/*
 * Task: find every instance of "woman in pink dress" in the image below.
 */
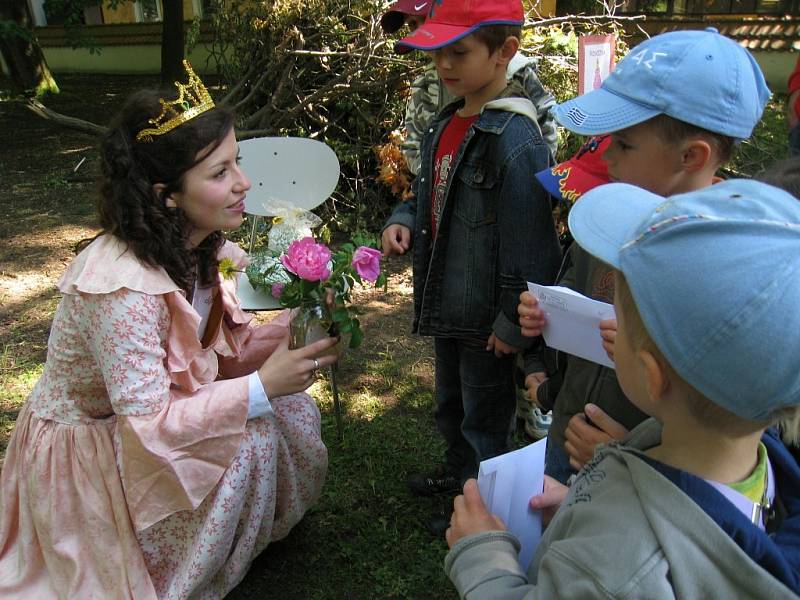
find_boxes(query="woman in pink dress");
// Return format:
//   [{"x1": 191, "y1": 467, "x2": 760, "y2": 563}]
[{"x1": 0, "y1": 64, "x2": 337, "y2": 599}]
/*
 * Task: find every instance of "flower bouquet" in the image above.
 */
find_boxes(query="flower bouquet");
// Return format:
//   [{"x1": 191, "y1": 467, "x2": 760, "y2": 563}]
[{"x1": 247, "y1": 233, "x2": 385, "y2": 349}]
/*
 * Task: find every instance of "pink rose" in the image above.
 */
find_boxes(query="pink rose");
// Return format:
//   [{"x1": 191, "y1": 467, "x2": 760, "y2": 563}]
[
  {"x1": 351, "y1": 246, "x2": 382, "y2": 283},
  {"x1": 271, "y1": 283, "x2": 285, "y2": 298},
  {"x1": 281, "y1": 237, "x2": 332, "y2": 282}
]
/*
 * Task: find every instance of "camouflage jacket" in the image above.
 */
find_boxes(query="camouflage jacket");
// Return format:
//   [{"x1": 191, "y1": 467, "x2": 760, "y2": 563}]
[{"x1": 401, "y1": 53, "x2": 558, "y2": 175}]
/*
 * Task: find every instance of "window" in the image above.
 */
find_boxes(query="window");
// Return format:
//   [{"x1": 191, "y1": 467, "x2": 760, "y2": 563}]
[{"x1": 135, "y1": 0, "x2": 162, "y2": 22}]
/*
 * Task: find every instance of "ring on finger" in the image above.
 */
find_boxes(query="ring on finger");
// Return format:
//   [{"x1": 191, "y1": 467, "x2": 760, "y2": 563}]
[{"x1": 312, "y1": 358, "x2": 320, "y2": 371}]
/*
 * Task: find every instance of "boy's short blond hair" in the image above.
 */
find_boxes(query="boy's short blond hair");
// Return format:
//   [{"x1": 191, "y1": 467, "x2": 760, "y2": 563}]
[{"x1": 614, "y1": 271, "x2": 800, "y2": 436}]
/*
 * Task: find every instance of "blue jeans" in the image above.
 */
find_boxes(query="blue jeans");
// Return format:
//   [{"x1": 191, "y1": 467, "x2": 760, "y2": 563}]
[
  {"x1": 434, "y1": 338, "x2": 516, "y2": 481},
  {"x1": 545, "y1": 437, "x2": 576, "y2": 485},
  {"x1": 790, "y1": 124, "x2": 800, "y2": 157}
]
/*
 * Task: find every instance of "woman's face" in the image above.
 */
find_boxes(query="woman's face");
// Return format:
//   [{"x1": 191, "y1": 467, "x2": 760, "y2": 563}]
[{"x1": 166, "y1": 127, "x2": 251, "y2": 247}]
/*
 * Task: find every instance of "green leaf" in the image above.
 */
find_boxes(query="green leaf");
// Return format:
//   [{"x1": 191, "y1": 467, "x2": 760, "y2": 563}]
[
  {"x1": 349, "y1": 325, "x2": 364, "y2": 348},
  {"x1": 332, "y1": 307, "x2": 349, "y2": 323}
]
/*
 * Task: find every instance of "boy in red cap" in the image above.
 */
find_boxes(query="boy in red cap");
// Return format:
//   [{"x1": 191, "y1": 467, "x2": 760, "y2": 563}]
[
  {"x1": 381, "y1": 0, "x2": 561, "y2": 533},
  {"x1": 380, "y1": 0, "x2": 557, "y2": 176},
  {"x1": 380, "y1": 0, "x2": 430, "y2": 35}
]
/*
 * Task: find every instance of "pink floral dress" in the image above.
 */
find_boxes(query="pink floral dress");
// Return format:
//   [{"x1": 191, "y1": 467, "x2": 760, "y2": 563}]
[{"x1": 0, "y1": 235, "x2": 327, "y2": 599}]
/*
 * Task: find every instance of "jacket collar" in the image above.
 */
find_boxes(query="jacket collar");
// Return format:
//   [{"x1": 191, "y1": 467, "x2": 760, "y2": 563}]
[{"x1": 617, "y1": 420, "x2": 800, "y2": 595}]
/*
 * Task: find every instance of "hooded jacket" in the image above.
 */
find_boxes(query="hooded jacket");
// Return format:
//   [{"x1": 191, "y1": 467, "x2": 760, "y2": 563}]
[
  {"x1": 385, "y1": 83, "x2": 561, "y2": 347},
  {"x1": 445, "y1": 418, "x2": 800, "y2": 599},
  {"x1": 402, "y1": 54, "x2": 558, "y2": 175}
]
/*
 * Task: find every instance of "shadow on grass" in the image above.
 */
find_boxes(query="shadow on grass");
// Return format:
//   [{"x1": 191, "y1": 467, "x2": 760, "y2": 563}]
[{"x1": 228, "y1": 256, "x2": 460, "y2": 600}]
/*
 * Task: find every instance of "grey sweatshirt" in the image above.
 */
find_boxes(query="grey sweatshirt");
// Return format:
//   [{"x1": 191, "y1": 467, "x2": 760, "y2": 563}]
[{"x1": 445, "y1": 419, "x2": 798, "y2": 599}]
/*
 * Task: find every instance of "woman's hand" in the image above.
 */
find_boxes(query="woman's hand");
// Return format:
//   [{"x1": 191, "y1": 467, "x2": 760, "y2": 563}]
[{"x1": 258, "y1": 335, "x2": 339, "y2": 398}]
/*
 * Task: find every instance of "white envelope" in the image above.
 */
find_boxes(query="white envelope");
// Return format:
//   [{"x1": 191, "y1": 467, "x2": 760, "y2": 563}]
[
  {"x1": 477, "y1": 438, "x2": 547, "y2": 571},
  {"x1": 527, "y1": 283, "x2": 616, "y2": 369}
]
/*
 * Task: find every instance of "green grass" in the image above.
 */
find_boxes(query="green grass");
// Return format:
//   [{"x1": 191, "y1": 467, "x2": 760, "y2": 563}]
[{"x1": 227, "y1": 324, "x2": 459, "y2": 599}]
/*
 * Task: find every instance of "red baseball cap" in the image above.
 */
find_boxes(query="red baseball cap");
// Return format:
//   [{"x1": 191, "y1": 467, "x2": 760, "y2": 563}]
[
  {"x1": 381, "y1": 0, "x2": 432, "y2": 34},
  {"x1": 395, "y1": 0, "x2": 523, "y2": 54},
  {"x1": 535, "y1": 136, "x2": 611, "y2": 205}
]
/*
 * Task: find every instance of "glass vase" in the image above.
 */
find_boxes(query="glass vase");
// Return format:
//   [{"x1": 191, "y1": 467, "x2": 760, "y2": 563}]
[{"x1": 289, "y1": 301, "x2": 348, "y2": 356}]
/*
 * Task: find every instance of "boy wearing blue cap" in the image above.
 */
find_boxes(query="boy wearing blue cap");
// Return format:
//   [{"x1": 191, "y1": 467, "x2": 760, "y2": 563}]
[
  {"x1": 517, "y1": 28, "x2": 772, "y2": 484},
  {"x1": 381, "y1": 0, "x2": 562, "y2": 511},
  {"x1": 445, "y1": 178, "x2": 800, "y2": 598}
]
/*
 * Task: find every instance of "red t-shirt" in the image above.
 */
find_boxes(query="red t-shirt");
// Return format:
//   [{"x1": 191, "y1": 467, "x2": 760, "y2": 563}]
[{"x1": 431, "y1": 113, "x2": 479, "y2": 235}]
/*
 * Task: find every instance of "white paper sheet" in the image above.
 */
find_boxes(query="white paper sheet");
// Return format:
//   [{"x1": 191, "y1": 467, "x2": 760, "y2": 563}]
[
  {"x1": 477, "y1": 438, "x2": 547, "y2": 571},
  {"x1": 527, "y1": 283, "x2": 616, "y2": 369}
]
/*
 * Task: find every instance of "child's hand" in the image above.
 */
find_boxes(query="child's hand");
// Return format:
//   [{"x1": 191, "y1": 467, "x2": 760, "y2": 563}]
[
  {"x1": 564, "y1": 404, "x2": 629, "y2": 470},
  {"x1": 518, "y1": 291, "x2": 546, "y2": 337},
  {"x1": 599, "y1": 318, "x2": 617, "y2": 361},
  {"x1": 486, "y1": 333, "x2": 520, "y2": 357},
  {"x1": 381, "y1": 224, "x2": 411, "y2": 256},
  {"x1": 529, "y1": 475, "x2": 569, "y2": 527},
  {"x1": 446, "y1": 479, "x2": 506, "y2": 548},
  {"x1": 524, "y1": 372, "x2": 547, "y2": 408}
]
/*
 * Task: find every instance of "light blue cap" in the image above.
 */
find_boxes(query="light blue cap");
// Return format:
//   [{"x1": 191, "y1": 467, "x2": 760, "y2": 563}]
[
  {"x1": 554, "y1": 28, "x2": 771, "y2": 139},
  {"x1": 568, "y1": 179, "x2": 800, "y2": 420}
]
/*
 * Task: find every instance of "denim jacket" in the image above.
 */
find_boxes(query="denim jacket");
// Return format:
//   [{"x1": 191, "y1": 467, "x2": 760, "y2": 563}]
[{"x1": 385, "y1": 85, "x2": 562, "y2": 347}]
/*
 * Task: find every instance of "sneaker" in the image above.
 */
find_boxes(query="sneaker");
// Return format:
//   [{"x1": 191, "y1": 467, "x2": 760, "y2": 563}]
[
  {"x1": 407, "y1": 471, "x2": 461, "y2": 497},
  {"x1": 516, "y1": 387, "x2": 534, "y2": 420},
  {"x1": 525, "y1": 407, "x2": 552, "y2": 440},
  {"x1": 425, "y1": 513, "x2": 451, "y2": 538}
]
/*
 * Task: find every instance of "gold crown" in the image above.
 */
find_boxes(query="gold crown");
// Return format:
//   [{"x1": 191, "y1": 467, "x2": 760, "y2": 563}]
[{"x1": 136, "y1": 60, "x2": 215, "y2": 142}]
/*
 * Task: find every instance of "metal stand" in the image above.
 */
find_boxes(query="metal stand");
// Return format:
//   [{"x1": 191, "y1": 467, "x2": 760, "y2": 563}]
[{"x1": 329, "y1": 363, "x2": 344, "y2": 441}]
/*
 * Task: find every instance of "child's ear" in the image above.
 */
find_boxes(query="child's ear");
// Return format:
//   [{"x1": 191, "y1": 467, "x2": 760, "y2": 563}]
[
  {"x1": 681, "y1": 139, "x2": 713, "y2": 173},
  {"x1": 497, "y1": 36, "x2": 520, "y2": 66},
  {"x1": 153, "y1": 183, "x2": 178, "y2": 208},
  {"x1": 639, "y1": 349, "x2": 670, "y2": 403}
]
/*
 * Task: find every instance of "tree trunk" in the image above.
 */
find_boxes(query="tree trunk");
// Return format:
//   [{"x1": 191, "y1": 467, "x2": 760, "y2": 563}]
[
  {"x1": 0, "y1": 0, "x2": 59, "y2": 96},
  {"x1": 160, "y1": 0, "x2": 184, "y2": 84}
]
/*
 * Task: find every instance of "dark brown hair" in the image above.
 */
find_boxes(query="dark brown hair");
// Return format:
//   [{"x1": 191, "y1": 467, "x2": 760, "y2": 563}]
[
  {"x1": 646, "y1": 114, "x2": 736, "y2": 166},
  {"x1": 471, "y1": 24, "x2": 521, "y2": 54},
  {"x1": 97, "y1": 89, "x2": 236, "y2": 293}
]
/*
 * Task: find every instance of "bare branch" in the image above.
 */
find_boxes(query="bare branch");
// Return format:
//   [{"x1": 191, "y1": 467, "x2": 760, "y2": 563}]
[
  {"x1": 525, "y1": 14, "x2": 646, "y2": 28},
  {"x1": 25, "y1": 99, "x2": 106, "y2": 136}
]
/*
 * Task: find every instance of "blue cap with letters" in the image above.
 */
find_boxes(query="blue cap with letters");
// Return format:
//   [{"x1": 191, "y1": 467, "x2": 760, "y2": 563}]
[
  {"x1": 554, "y1": 28, "x2": 771, "y2": 140},
  {"x1": 568, "y1": 179, "x2": 800, "y2": 420}
]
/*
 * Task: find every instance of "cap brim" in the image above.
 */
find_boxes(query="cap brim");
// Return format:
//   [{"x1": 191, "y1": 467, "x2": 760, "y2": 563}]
[
  {"x1": 395, "y1": 22, "x2": 479, "y2": 54},
  {"x1": 554, "y1": 88, "x2": 661, "y2": 135},
  {"x1": 567, "y1": 183, "x2": 665, "y2": 268},
  {"x1": 535, "y1": 165, "x2": 609, "y2": 205}
]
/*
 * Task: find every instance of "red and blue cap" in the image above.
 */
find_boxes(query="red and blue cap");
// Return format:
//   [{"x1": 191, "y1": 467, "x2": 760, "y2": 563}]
[
  {"x1": 535, "y1": 136, "x2": 611, "y2": 205},
  {"x1": 395, "y1": 0, "x2": 523, "y2": 55}
]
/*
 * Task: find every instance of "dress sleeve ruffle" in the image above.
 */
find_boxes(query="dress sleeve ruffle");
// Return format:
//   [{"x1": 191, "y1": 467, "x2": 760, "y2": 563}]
[
  {"x1": 58, "y1": 234, "x2": 179, "y2": 296},
  {"x1": 66, "y1": 238, "x2": 280, "y2": 532},
  {"x1": 117, "y1": 378, "x2": 249, "y2": 532}
]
